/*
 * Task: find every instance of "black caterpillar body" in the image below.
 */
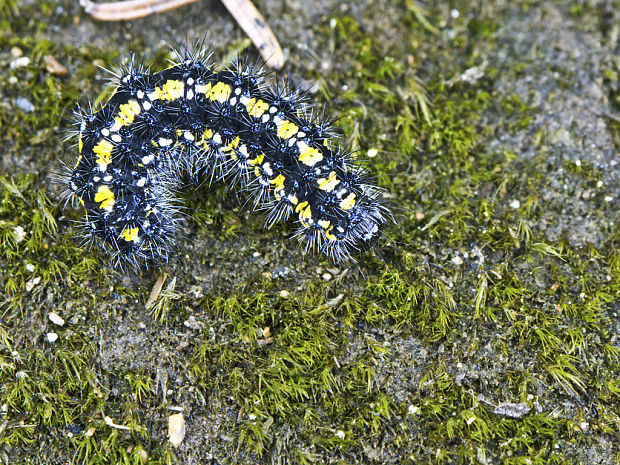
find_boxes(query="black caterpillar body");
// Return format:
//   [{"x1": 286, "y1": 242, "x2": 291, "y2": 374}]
[{"x1": 65, "y1": 48, "x2": 391, "y2": 268}]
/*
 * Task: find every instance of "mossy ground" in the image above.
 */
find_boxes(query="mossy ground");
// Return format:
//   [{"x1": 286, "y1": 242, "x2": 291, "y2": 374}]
[{"x1": 0, "y1": 0, "x2": 618, "y2": 463}]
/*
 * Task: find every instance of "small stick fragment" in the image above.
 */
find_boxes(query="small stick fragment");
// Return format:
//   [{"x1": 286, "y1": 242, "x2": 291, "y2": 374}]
[
  {"x1": 80, "y1": 0, "x2": 199, "y2": 20},
  {"x1": 220, "y1": 0, "x2": 284, "y2": 68},
  {"x1": 146, "y1": 272, "x2": 167, "y2": 309},
  {"x1": 80, "y1": 0, "x2": 285, "y2": 68}
]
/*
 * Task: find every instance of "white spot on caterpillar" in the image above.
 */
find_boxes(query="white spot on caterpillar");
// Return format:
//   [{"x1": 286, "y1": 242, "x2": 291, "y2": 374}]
[
  {"x1": 111, "y1": 134, "x2": 122, "y2": 143},
  {"x1": 186, "y1": 89, "x2": 194, "y2": 100},
  {"x1": 239, "y1": 95, "x2": 250, "y2": 105},
  {"x1": 101, "y1": 128, "x2": 110, "y2": 137},
  {"x1": 103, "y1": 175, "x2": 112, "y2": 182},
  {"x1": 229, "y1": 97, "x2": 237, "y2": 106},
  {"x1": 137, "y1": 177, "x2": 146, "y2": 187},
  {"x1": 263, "y1": 162, "x2": 273, "y2": 176},
  {"x1": 269, "y1": 106, "x2": 277, "y2": 114},
  {"x1": 147, "y1": 91, "x2": 158, "y2": 101},
  {"x1": 184, "y1": 131, "x2": 195, "y2": 141},
  {"x1": 262, "y1": 114, "x2": 270, "y2": 123},
  {"x1": 297, "y1": 131, "x2": 306, "y2": 138},
  {"x1": 235, "y1": 87, "x2": 241, "y2": 95},
  {"x1": 186, "y1": 77, "x2": 194, "y2": 86},
  {"x1": 137, "y1": 90, "x2": 145, "y2": 99},
  {"x1": 142, "y1": 101, "x2": 152, "y2": 111},
  {"x1": 213, "y1": 133, "x2": 222, "y2": 144},
  {"x1": 158, "y1": 138, "x2": 173, "y2": 147},
  {"x1": 93, "y1": 176, "x2": 100, "y2": 182},
  {"x1": 110, "y1": 121, "x2": 122, "y2": 133}
]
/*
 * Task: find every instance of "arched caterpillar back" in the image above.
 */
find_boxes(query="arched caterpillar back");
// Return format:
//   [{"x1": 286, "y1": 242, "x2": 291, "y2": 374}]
[{"x1": 64, "y1": 47, "x2": 391, "y2": 269}]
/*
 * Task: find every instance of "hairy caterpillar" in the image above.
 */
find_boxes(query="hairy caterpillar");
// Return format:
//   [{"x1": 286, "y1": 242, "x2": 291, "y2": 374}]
[{"x1": 63, "y1": 46, "x2": 391, "y2": 268}]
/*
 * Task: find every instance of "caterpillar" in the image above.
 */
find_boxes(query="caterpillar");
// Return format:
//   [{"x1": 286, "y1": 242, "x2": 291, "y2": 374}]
[{"x1": 63, "y1": 46, "x2": 391, "y2": 269}]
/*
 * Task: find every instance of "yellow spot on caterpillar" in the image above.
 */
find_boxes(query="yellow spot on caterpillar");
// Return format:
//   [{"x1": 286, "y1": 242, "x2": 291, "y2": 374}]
[
  {"x1": 318, "y1": 219, "x2": 331, "y2": 229},
  {"x1": 195, "y1": 82, "x2": 212, "y2": 95},
  {"x1": 94, "y1": 185, "x2": 115, "y2": 211},
  {"x1": 318, "y1": 171, "x2": 340, "y2": 192},
  {"x1": 246, "y1": 98, "x2": 269, "y2": 118},
  {"x1": 277, "y1": 120, "x2": 299, "y2": 139},
  {"x1": 228, "y1": 136, "x2": 240, "y2": 150},
  {"x1": 115, "y1": 99, "x2": 141, "y2": 126},
  {"x1": 325, "y1": 226, "x2": 336, "y2": 240},
  {"x1": 201, "y1": 128, "x2": 213, "y2": 140},
  {"x1": 93, "y1": 139, "x2": 113, "y2": 170},
  {"x1": 298, "y1": 203, "x2": 312, "y2": 226},
  {"x1": 270, "y1": 174, "x2": 286, "y2": 194},
  {"x1": 340, "y1": 193, "x2": 356, "y2": 210},
  {"x1": 161, "y1": 80, "x2": 185, "y2": 101},
  {"x1": 295, "y1": 201, "x2": 309, "y2": 214},
  {"x1": 78, "y1": 137, "x2": 83, "y2": 153},
  {"x1": 120, "y1": 227, "x2": 140, "y2": 243},
  {"x1": 248, "y1": 153, "x2": 265, "y2": 166},
  {"x1": 208, "y1": 81, "x2": 231, "y2": 103},
  {"x1": 298, "y1": 141, "x2": 323, "y2": 166}
]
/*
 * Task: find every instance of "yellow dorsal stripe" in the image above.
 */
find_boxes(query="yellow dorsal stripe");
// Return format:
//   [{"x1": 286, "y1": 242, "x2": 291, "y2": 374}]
[
  {"x1": 318, "y1": 171, "x2": 339, "y2": 192},
  {"x1": 93, "y1": 140, "x2": 113, "y2": 170},
  {"x1": 340, "y1": 193, "x2": 356, "y2": 210},
  {"x1": 94, "y1": 185, "x2": 115, "y2": 211},
  {"x1": 208, "y1": 81, "x2": 231, "y2": 103},
  {"x1": 120, "y1": 227, "x2": 140, "y2": 243},
  {"x1": 116, "y1": 99, "x2": 141, "y2": 126},
  {"x1": 195, "y1": 82, "x2": 212, "y2": 95},
  {"x1": 246, "y1": 98, "x2": 269, "y2": 118},
  {"x1": 298, "y1": 141, "x2": 323, "y2": 166},
  {"x1": 277, "y1": 120, "x2": 299, "y2": 139},
  {"x1": 161, "y1": 80, "x2": 185, "y2": 100}
]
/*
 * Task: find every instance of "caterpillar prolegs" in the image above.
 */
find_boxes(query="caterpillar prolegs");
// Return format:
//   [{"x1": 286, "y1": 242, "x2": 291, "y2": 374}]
[{"x1": 64, "y1": 47, "x2": 391, "y2": 268}]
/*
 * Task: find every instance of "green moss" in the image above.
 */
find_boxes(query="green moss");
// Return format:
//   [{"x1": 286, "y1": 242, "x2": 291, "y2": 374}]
[{"x1": 0, "y1": 0, "x2": 618, "y2": 463}]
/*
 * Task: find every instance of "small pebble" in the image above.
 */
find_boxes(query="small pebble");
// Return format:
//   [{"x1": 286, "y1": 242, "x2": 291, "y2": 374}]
[
  {"x1": 44, "y1": 55, "x2": 68, "y2": 76},
  {"x1": 509, "y1": 199, "x2": 520, "y2": 209},
  {"x1": 16, "y1": 97, "x2": 34, "y2": 113},
  {"x1": 25, "y1": 263, "x2": 35, "y2": 272},
  {"x1": 25, "y1": 276, "x2": 41, "y2": 292},
  {"x1": 168, "y1": 413, "x2": 185, "y2": 448},
  {"x1": 367, "y1": 148, "x2": 378, "y2": 158},
  {"x1": 10, "y1": 56, "x2": 30, "y2": 69},
  {"x1": 46, "y1": 332, "x2": 58, "y2": 343},
  {"x1": 408, "y1": 405, "x2": 420, "y2": 415},
  {"x1": 49, "y1": 312, "x2": 65, "y2": 326},
  {"x1": 14, "y1": 226, "x2": 26, "y2": 243},
  {"x1": 451, "y1": 256, "x2": 463, "y2": 266}
]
